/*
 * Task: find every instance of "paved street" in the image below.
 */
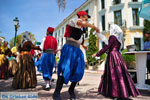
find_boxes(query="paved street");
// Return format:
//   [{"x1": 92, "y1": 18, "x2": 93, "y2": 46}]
[{"x1": 0, "y1": 70, "x2": 150, "y2": 100}]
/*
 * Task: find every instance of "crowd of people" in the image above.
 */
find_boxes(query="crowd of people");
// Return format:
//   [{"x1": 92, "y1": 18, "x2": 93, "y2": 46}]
[{"x1": 1, "y1": 10, "x2": 150, "y2": 100}]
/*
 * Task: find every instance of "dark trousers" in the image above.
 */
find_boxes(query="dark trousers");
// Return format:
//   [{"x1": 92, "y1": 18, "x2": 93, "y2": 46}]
[{"x1": 147, "y1": 60, "x2": 150, "y2": 73}]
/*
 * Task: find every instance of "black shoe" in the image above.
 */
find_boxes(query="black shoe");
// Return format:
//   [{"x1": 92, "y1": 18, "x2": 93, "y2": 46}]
[
  {"x1": 44, "y1": 85, "x2": 51, "y2": 91},
  {"x1": 51, "y1": 79, "x2": 55, "y2": 82},
  {"x1": 113, "y1": 98, "x2": 118, "y2": 100},
  {"x1": 53, "y1": 70, "x2": 56, "y2": 73},
  {"x1": 70, "y1": 98, "x2": 76, "y2": 100},
  {"x1": 52, "y1": 93, "x2": 61, "y2": 100},
  {"x1": 69, "y1": 91, "x2": 76, "y2": 100}
]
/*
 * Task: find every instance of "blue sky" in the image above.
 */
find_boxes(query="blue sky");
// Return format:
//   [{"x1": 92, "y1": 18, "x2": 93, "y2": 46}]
[{"x1": 0, "y1": 0, "x2": 86, "y2": 43}]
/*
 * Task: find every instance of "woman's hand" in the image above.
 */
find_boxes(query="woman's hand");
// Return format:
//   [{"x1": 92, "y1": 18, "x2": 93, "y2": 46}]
[{"x1": 92, "y1": 54, "x2": 96, "y2": 57}]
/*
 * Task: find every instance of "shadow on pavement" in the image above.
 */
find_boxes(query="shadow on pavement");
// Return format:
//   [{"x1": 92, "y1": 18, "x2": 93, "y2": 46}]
[
  {"x1": 0, "y1": 78, "x2": 13, "y2": 92},
  {"x1": 1, "y1": 76, "x2": 150, "y2": 100}
]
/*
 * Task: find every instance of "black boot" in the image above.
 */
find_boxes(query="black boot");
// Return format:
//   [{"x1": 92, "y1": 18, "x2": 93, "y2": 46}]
[
  {"x1": 53, "y1": 76, "x2": 64, "y2": 100},
  {"x1": 68, "y1": 82, "x2": 77, "y2": 100}
]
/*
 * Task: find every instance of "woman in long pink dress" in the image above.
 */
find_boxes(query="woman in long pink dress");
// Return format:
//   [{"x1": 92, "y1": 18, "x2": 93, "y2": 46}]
[{"x1": 93, "y1": 24, "x2": 140, "y2": 99}]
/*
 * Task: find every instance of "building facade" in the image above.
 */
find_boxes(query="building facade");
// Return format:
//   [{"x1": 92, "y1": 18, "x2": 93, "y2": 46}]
[
  {"x1": 98, "y1": 0, "x2": 144, "y2": 50},
  {"x1": 54, "y1": 0, "x2": 144, "y2": 58}
]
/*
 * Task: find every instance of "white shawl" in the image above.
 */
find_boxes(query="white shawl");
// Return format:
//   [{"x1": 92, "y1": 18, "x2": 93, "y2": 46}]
[
  {"x1": 110, "y1": 24, "x2": 124, "y2": 50},
  {"x1": 21, "y1": 31, "x2": 31, "y2": 47}
]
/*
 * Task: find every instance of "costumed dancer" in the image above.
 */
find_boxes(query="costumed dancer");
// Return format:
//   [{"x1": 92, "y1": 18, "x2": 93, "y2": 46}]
[
  {"x1": 34, "y1": 50, "x2": 42, "y2": 74},
  {"x1": 40, "y1": 27, "x2": 57, "y2": 90},
  {"x1": 12, "y1": 31, "x2": 41, "y2": 89},
  {"x1": 53, "y1": 11, "x2": 100, "y2": 100},
  {"x1": 0, "y1": 41, "x2": 9, "y2": 79},
  {"x1": 92, "y1": 24, "x2": 140, "y2": 99},
  {"x1": 8, "y1": 47, "x2": 18, "y2": 76}
]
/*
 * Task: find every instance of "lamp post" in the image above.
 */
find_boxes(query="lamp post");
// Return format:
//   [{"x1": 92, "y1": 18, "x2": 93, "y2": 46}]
[{"x1": 13, "y1": 17, "x2": 19, "y2": 46}]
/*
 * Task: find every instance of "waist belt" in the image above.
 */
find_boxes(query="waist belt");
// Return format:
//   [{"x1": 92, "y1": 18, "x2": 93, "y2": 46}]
[
  {"x1": 66, "y1": 40, "x2": 80, "y2": 48},
  {"x1": 43, "y1": 49, "x2": 55, "y2": 54}
]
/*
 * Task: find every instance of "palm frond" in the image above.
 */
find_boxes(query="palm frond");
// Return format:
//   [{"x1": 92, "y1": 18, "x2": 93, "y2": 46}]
[{"x1": 57, "y1": 0, "x2": 66, "y2": 11}]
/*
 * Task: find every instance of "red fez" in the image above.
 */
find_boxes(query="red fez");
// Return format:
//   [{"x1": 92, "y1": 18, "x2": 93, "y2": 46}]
[
  {"x1": 77, "y1": 11, "x2": 91, "y2": 18},
  {"x1": 47, "y1": 27, "x2": 54, "y2": 33}
]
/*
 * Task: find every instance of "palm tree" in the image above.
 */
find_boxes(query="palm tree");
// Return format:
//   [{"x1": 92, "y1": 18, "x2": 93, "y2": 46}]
[{"x1": 57, "y1": 0, "x2": 66, "y2": 11}]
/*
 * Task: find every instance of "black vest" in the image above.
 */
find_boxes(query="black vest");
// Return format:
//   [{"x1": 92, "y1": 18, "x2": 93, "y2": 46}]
[{"x1": 70, "y1": 27, "x2": 84, "y2": 40}]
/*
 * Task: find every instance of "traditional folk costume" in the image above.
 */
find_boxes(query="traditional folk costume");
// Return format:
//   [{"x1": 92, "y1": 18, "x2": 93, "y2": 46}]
[
  {"x1": 34, "y1": 50, "x2": 42, "y2": 73},
  {"x1": 53, "y1": 11, "x2": 90, "y2": 100},
  {"x1": 96, "y1": 24, "x2": 140, "y2": 98},
  {"x1": 0, "y1": 43, "x2": 9, "y2": 79},
  {"x1": 40, "y1": 27, "x2": 57, "y2": 89},
  {"x1": 12, "y1": 31, "x2": 41, "y2": 89},
  {"x1": 8, "y1": 47, "x2": 18, "y2": 76},
  {"x1": 8, "y1": 58, "x2": 18, "y2": 76}
]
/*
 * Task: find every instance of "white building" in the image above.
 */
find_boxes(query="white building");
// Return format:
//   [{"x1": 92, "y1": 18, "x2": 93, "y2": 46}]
[{"x1": 98, "y1": 0, "x2": 144, "y2": 50}]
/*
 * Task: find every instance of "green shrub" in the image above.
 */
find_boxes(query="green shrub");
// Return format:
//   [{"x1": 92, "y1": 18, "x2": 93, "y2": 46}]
[
  {"x1": 122, "y1": 49, "x2": 136, "y2": 69},
  {"x1": 122, "y1": 49, "x2": 135, "y2": 62},
  {"x1": 86, "y1": 28, "x2": 98, "y2": 65}
]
